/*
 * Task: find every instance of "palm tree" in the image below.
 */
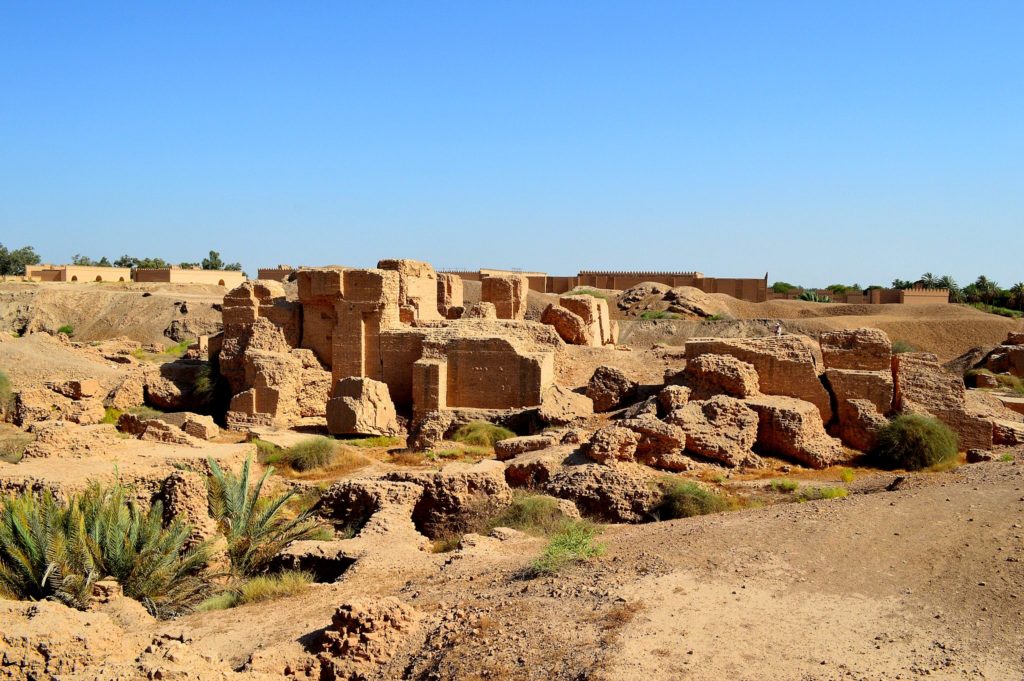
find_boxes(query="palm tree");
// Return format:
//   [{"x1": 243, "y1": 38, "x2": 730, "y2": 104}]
[
  {"x1": 206, "y1": 457, "x2": 322, "y2": 577},
  {"x1": 919, "y1": 272, "x2": 938, "y2": 289},
  {"x1": 938, "y1": 275, "x2": 963, "y2": 303},
  {"x1": 1010, "y1": 282, "x2": 1024, "y2": 311},
  {"x1": 974, "y1": 276, "x2": 1000, "y2": 305},
  {"x1": 0, "y1": 491, "x2": 98, "y2": 609},
  {"x1": 77, "y1": 482, "x2": 212, "y2": 618}
]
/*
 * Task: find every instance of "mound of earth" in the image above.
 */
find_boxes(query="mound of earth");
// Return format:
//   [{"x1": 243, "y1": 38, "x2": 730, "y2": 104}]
[{"x1": 0, "y1": 281, "x2": 224, "y2": 345}]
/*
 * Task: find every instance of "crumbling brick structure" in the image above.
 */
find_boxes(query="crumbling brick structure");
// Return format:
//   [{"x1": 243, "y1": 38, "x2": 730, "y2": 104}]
[{"x1": 219, "y1": 260, "x2": 561, "y2": 434}]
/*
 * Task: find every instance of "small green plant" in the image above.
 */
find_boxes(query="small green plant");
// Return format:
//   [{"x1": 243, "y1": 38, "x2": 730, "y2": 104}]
[
  {"x1": 639, "y1": 310, "x2": 681, "y2": 320},
  {"x1": 100, "y1": 406, "x2": 123, "y2": 424},
  {"x1": 999, "y1": 453, "x2": 1015, "y2": 462},
  {"x1": 196, "y1": 571, "x2": 312, "y2": 611},
  {"x1": 769, "y1": 479, "x2": 799, "y2": 493},
  {"x1": 705, "y1": 313, "x2": 730, "y2": 322},
  {"x1": 0, "y1": 430, "x2": 31, "y2": 463},
  {"x1": 797, "y1": 486, "x2": 848, "y2": 502},
  {"x1": 529, "y1": 521, "x2": 604, "y2": 576},
  {"x1": 340, "y1": 435, "x2": 400, "y2": 448},
  {"x1": 567, "y1": 287, "x2": 614, "y2": 301},
  {"x1": 838, "y1": 468, "x2": 855, "y2": 483},
  {"x1": 282, "y1": 436, "x2": 337, "y2": 472},
  {"x1": 488, "y1": 494, "x2": 575, "y2": 537},
  {"x1": 206, "y1": 457, "x2": 324, "y2": 576},
  {"x1": 871, "y1": 414, "x2": 958, "y2": 471},
  {"x1": 57, "y1": 324, "x2": 74, "y2": 336},
  {"x1": 253, "y1": 437, "x2": 285, "y2": 464},
  {"x1": 654, "y1": 480, "x2": 730, "y2": 519},
  {"x1": 452, "y1": 421, "x2": 515, "y2": 448},
  {"x1": 0, "y1": 370, "x2": 13, "y2": 416},
  {"x1": 891, "y1": 339, "x2": 916, "y2": 354},
  {"x1": 798, "y1": 291, "x2": 831, "y2": 303}
]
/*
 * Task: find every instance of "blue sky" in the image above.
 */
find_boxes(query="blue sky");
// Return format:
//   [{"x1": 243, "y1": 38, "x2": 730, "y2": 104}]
[{"x1": 2, "y1": 1, "x2": 1022, "y2": 287}]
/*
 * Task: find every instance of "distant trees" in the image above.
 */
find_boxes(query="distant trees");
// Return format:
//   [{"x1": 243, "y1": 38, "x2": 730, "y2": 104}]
[
  {"x1": 201, "y1": 251, "x2": 241, "y2": 271},
  {"x1": 888, "y1": 272, "x2": 1024, "y2": 311},
  {"x1": 771, "y1": 281, "x2": 798, "y2": 294},
  {"x1": 0, "y1": 244, "x2": 41, "y2": 275},
  {"x1": 113, "y1": 255, "x2": 171, "y2": 269},
  {"x1": 70, "y1": 254, "x2": 112, "y2": 267}
]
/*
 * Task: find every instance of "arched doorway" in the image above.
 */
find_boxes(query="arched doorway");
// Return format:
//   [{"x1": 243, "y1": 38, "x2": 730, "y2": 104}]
[
  {"x1": 95, "y1": 275, "x2": 103, "y2": 282},
  {"x1": 218, "y1": 279, "x2": 225, "y2": 286},
  {"x1": 71, "y1": 275, "x2": 78, "y2": 282},
  {"x1": 118, "y1": 277, "x2": 125, "y2": 282}
]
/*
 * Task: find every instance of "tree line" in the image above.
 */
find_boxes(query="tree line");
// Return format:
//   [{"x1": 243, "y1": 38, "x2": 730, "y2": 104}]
[
  {"x1": 71, "y1": 250, "x2": 242, "y2": 271},
  {"x1": 773, "y1": 273, "x2": 1024, "y2": 310}
]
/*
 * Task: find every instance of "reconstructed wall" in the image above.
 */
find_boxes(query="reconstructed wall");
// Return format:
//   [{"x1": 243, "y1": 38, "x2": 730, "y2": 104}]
[
  {"x1": 257, "y1": 267, "x2": 296, "y2": 282},
  {"x1": 28, "y1": 266, "x2": 132, "y2": 282},
  {"x1": 134, "y1": 268, "x2": 246, "y2": 287}
]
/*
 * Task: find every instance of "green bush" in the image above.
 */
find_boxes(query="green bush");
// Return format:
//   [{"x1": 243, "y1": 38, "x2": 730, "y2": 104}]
[
  {"x1": 283, "y1": 436, "x2": 337, "y2": 471},
  {"x1": 530, "y1": 521, "x2": 604, "y2": 575},
  {"x1": 452, "y1": 421, "x2": 515, "y2": 448},
  {"x1": 341, "y1": 435, "x2": 401, "y2": 448},
  {"x1": 57, "y1": 324, "x2": 74, "y2": 336},
  {"x1": 639, "y1": 310, "x2": 681, "y2": 320},
  {"x1": 654, "y1": 480, "x2": 730, "y2": 520},
  {"x1": 0, "y1": 483, "x2": 211, "y2": 617},
  {"x1": 0, "y1": 370, "x2": 13, "y2": 416},
  {"x1": 196, "y1": 570, "x2": 312, "y2": 611},
  {"x1": 797, "y1": 486, "x2": 848, "y2": 502},
  {"x1": 489, "y1": 494, "x2": 574, "y2": 537},
  {"x1": 891, "y1": 339, "x2": 915, "y2": 354},
  {"x1": 206, "y1": 457, "x2": 323, "y2": 576},
  {"x1": 769, "y1": 479, "x2": 799, "y2": 493},
  {"x1": 798, "y1": 291, "x2": 831, "y2": 303},
  {"x1": 567, "y1": 287, "x2": 614, "y2": 301},
  {"x1": 871, "y1": 415, "x2": 958, "y2": 470}
]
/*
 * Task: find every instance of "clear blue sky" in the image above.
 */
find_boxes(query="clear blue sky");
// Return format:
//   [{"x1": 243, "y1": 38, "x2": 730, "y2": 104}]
[{"x1": 2, "y1": 1, "x2": 1022, "y2": 288}]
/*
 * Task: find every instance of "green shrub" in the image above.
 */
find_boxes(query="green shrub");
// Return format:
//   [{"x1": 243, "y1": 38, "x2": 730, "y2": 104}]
[
  {"x1": 341, "y1": 435, "x2": 400, "y2": 448},
  {"x1": 798, "y1": 291, "x2": 831, "y2": 303},
  {"x1": 0, "y1": 431, "x2": 31, "y2": 463},
  {"x1": 452, "y1": 421, "x2": 515, "y2": 448},
  {"x1": 253, "y1": 438, "x2": 284, "y2": 464},
  {"x1": 127, "y1": 405, "x2": 164, "y2": 420},
  {"x1": 639, "y1": 310, "x2": 681, "y2": 320},
  {"x1": 838, "y1": 467, "x2": 855, "y2": 483},
  {"x1": 530, "y1": 521, "x2": 604, "y2": 575},
  {"x1": 871, "y1": 415, "x2": 958, "y2": 470},
  {"x1": 57, "y1": 324, "x2": 74, "y2": 336},
  {"x1": 654, "y1": 480, "x2": 730, "y2": 520},
  {"x1": 891, "y1": 339, "x2": 916, "y2": 354},
  {"x1": 489, "y1": 494, "x2": 574, "y2": 537},
  {"x1": 567, "y1": 287, "x2": 614, "y2": 301},
  {"x1": 0, "y1": 484, "x2": 211, "y2": 617},
  {"x1": 968, "y1": 303, "x2": 1023, "y2": 319},
  {"x1": 197, "y1": 571, "x2": 312, "y2": 611},
  {"x1": 769, "y1": 479, "x2": 799, "y2": 493},
  {"x1": 999, "y1": 453, "x2": 1015, "y2": 462},
  {"x1": 100, "y1": 407, "x2": 123, "y2": 424},
  {"x1": 283, "y1": 436, "x2": 336, "y2": 471},
  {"x1": 797, "y1": 486, "x2": 848, "y2": 502},
  {"x1": 0, "y1": 370, "x2": 13, "y2": 416},
  {"x1": 206, "y1": 457, "x2": 323, "y2": 576}
]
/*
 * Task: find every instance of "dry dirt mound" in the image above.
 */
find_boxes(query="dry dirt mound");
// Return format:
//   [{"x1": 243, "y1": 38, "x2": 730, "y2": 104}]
[{"x1": 0, "y1": 281, "x2": 224, "y2": 345}]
